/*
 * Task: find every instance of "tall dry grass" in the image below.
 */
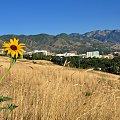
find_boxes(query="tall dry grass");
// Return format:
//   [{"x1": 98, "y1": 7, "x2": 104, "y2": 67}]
[{"x1": 0, "y1": 57, "x2": 120, "y2": 120}]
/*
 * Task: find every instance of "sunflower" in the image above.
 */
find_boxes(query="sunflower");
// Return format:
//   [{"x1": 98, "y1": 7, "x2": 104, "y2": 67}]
[{"x1": 2, "y1": 38, "x2": 25, "y2": 58}]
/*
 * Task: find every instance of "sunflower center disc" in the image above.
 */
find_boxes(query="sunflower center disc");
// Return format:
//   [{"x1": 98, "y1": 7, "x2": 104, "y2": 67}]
[{"x1": 10, "y1": 45, "x2": 17, "y2": 50}]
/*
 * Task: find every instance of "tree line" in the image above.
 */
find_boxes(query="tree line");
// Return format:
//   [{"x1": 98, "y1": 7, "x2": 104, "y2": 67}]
[{"x1": 24, "y1": 53, "x2": 120, "y2": 75}]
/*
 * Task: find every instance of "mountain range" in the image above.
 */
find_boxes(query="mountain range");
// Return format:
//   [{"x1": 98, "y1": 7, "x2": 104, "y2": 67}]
[{"x1": 0, "y1": 30, "x2": 120, "y2": 54}]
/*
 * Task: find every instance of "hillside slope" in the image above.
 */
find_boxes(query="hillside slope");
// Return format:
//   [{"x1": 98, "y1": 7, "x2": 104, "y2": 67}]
[
  {"x1": 0, "y1": 57, "x2": 120, "y2": 120},
  {"x1": 84, "y1": 30, "x2": 120, "y2": 43},
  {"x1": 0, "y1": 31, "x2": 120, "y2": 53}
]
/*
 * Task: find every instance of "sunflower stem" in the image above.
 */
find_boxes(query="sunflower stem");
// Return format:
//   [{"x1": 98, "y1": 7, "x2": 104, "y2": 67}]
[{"x1": 0, "y1": 58, "x2": 16, "y2": 84}]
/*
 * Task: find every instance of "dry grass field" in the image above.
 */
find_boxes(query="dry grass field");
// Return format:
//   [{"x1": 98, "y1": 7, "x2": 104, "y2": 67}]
[{"x1": 0, "y1": 56, "x2": 120, "y2": 120}]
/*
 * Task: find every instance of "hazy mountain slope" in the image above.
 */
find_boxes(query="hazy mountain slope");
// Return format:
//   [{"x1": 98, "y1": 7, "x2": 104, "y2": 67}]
[
  {"x1": 84, "y1": 30, "x2": 120, "y2": 43},
  {"x1": 0, "y1": 30, "x2": 120, "y2": 53}
]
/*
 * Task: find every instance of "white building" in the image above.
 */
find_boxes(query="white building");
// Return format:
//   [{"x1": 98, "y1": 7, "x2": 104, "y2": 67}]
[
  {"x1": 26, "y1": 50, "x2": 48, "y2": 55},
  {"x1": 79, "y1": 54, "x2": 86, "y2": 58},
  {"x1": 33, "y1": 50, "x2": 48, "y2": 55},
  {"x1": 98, "y1": 54, "x2": 114, "y2": 59},
  {"x1": 56, "y1": 53, "x2": 65, "y2": 57},
  {"x1": 56, "y1": 52, "x2": 78, "y2": 57},
  {"x1": 86, "y1": 51, "x2": 99, "y2": 58},
  {"x1": 64, "y1": 52, "x2": 77, "y2": 57}
]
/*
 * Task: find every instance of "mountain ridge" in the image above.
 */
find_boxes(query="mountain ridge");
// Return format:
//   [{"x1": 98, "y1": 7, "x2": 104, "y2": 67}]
[{"x1": 0, "y1": 30, "x2": 120, "y2": 54}]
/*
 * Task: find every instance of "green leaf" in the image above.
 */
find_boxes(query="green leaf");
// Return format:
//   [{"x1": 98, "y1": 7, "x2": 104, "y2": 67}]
[
  {"x1": 7, "y1": 104, "x2": 18, "y2": 112},
  {"x1": 0, "y1": 96, "x2": 13, "y2": 102}
]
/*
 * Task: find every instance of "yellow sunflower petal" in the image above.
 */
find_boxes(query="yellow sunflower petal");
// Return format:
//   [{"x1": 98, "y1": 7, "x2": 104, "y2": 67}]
[
  {"x1": 20, "y1": 49, "x2": 25, "y2": 52},
  {"x1": 7, "y1": 50, "x2": 11, "y2": 55},
  {"x1": 10, "y1": 39, "x2": 14, "y2": 44},
  {"x1": 14, "y1": 38, "x2": 19, "y2": 45},
  {"x1": 4, "y1": 48, "x2": 10, "y2": 51},
  {"x1": 11, "y1": 51, "x2": 16, "y2": 58},
  {"x1": 18, "y1": 51, "x2": 23, "y2": 56},
  {"x1": 19, "y1": 43, "x2": 25, "y2": 45},
  {"x1": 15, "y1": 40, "x2": 19, "y2": 45},
  {"x1": 2, "y1": 43, "x2": 10, "y2": 47},
  {"x1": 2, "y1": 38, "x2": 25, "y2": 58},
  {"x1": 15, "y1": 52, "x2": 18, "y2": 58},
  {"x1": 17, "y1": 45, "x2": 24, "y2": 50},
  {"x1": 19, "y1": 43, "x2": 25, "y2": 47}
]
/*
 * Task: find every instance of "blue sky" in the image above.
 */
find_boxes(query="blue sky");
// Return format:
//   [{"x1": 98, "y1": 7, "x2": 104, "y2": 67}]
[{"x1": 0, "y1": 0, "x2": 120, "y2": 35}]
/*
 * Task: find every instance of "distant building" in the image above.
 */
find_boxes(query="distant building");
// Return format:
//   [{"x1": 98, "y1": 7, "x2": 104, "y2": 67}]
[
  {"x1": 78, "y1": 54, "x2": 86, "y2": 58},
  {"x1": 99, "y1": 54, "x2": 114, "y2": 59},
  {"x1": 33, "y1": 50, "x2": 48, "y2": 55},
  {"x1": 25, "y1": 50, "x2": 48, "y2": 55},
  {"x1": 69, "y1": 51, "x2": 77, "y2": 55},
  {"x1": 56, "y1": 52, "x2": 78, "y2": 57},
  {"x1": 64, "y1": 52, "x2": 77, "y2": 57},
  {"x1": 81, "y1": 54, "x2": 86, "y2": 58},
  {"x1": 113, "y1": 52, "x2": 120, "y2": 57},
  {"x1": 56, "y1": 53, "x2": 65, "y2": 57},
  {"x1": 47, "y1": 51, "x2": 53, "y2": 55},
  {"x1": 86, "y1": 51, "x2": 99, "y2": 58}
]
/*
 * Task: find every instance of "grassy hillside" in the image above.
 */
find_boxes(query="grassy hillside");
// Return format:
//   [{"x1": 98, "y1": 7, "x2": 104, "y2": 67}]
[{"x1": 0, "y1": 57, "x2": 120, "y2": 120}]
